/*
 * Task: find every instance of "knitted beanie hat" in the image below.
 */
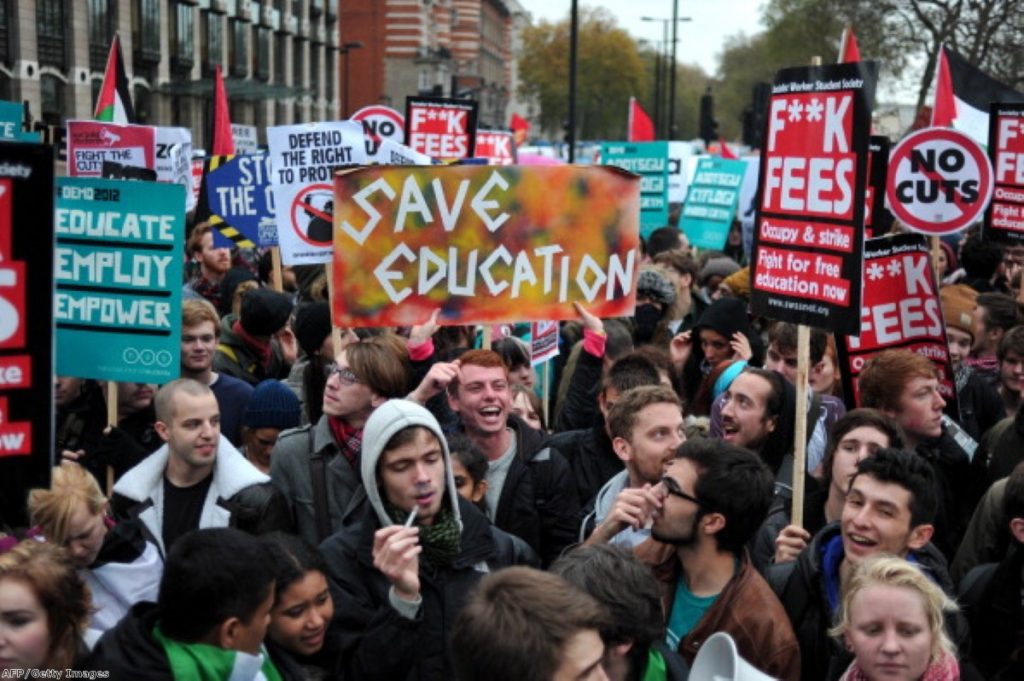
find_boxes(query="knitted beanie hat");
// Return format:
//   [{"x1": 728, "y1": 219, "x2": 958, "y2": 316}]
[
  {"x1": 700, "y1": 256, "x2": 741, "y2": 285},
  {"x1": 940, "y1": 284, "x2": 978, "y2": 339},
  {"x1": 636, "y1": 267, "x2": 677, "y2": 307},
  {"x1": 243, "y1": 380, "x2": 302, "y2": 430},
  {"x1": 293, "y1": 301, "x2": 332, "y2": 357},
  {"x1": 240, "y1": 288, "x2": 293, "y2": 337}
]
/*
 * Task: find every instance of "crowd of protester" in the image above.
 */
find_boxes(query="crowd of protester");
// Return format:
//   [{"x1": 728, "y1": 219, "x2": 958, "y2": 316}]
[{"x1": 2, "y1": 222, "x2": 1023, "y2": 680}]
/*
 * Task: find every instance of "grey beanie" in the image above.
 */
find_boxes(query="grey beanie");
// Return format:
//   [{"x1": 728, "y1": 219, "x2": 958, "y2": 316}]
[
  {"x1": 636, "y1": 267, "x2": 677, "y2": 307},
  {"x1": 700, "y1": 257, "x2": 741, "y2": 285}
]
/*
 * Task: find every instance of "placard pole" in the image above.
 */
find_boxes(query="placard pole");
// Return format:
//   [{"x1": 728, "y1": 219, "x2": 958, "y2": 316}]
[
  {"x1": 105, "y1": 381, "x2": 118, "y2": 497},
  {"x1": 270, "y1": 247, "x2": 284, "y2": 292}
]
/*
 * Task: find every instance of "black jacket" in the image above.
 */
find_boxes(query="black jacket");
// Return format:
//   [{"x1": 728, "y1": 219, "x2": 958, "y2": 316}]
[
  {"x1": 320, "y1": 495, "x2": 529, "y2": 681},
  {"x1": 750, "y1": 483, "x2": 828, "y2": 576},
  {"x1": 958, "y1": 545, "x2": 1024, "y2": 680},
  {"x1": 957, "y1": 368, "x2": 1004, "y2": 443},
  {"x1": 915, "y1": 429, "x2": 974, "y2": 560},
  {"x1": 86, "y1": 602, "x2": 172, "y2": 680},
  {"x1": 547, "y1": 423, "x2": 623, "y2": 509},
  {"x1": 767, "y1": 523, "x2": 974, "y2": 681},
  {"x1": 489, "y1": 414, "x2": 580, "y2": 565},
  {"x1": 553, "y1": 341, "x2": 605, "y2": 432}
]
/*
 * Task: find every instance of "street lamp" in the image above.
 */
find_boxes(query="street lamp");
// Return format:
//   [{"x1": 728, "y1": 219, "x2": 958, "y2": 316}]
[
  {"x1": 641, "y1": 16, "x2": 691, "y2": 139},
  {"x1": 340, "y1": 41, "x2": 364, "y2": 118}
]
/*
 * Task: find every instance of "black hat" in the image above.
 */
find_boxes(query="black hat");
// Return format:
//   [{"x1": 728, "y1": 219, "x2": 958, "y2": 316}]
[
  {"x1": 243, "y1": 380, "x2": 302, "y2": 430},
  {"x1": 240, "y1": 288, "x2": 293, "y2": 337},
  {"x1": 293, "y1": 301, "x2": 332, "y2": 357}
]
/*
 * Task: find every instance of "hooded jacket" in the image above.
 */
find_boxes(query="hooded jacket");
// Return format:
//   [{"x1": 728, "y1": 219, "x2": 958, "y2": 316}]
[
  {"x1": 86, "y1": 602, "x2": 173, "y2": 680},
  {"x1": 111, "y1": 434, "x2": 292, "y2": 556},
  {"x1": 320, "y1": 400, "x2": 530, "y2": 681},
  {"x1": 548, "y1": 420, "x2": 623, "y2": 512},
  {"x1": 578, "y1": 469, "x2": 651, "y2": 548}
]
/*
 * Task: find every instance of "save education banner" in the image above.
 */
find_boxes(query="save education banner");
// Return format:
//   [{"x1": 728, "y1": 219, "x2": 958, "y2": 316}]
[
  {"x1": 205, "y1": 153, "x2": 277, "y2": 248},
  {"x1": 679, "y1": 156, "x2": 746, "y2": 250},
  {"x1": 837, "y1": 233, "x2": 959, "y2": 418},
  {"x1": 985, "y1": 103, "x2": 1024, "y2": 244},
  {"x1": 54, "y1": 178, "x2": 184, "y2": 384},
  {"x1": 750, "y1": 61, "x2": 878, "y2": 335},
  {"x1": 0, "y1": 143, "x2": 53, "y2": 526},
  {"x1": 332, "y1": 165, "x2": 640, "y2": 327},
  {"x1": 600, "y1": 141, "x2": 669, "y2": 238}
]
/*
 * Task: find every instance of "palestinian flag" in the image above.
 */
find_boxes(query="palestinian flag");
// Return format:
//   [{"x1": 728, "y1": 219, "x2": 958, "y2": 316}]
[
  {"x1": 931, "y1": 44, "x2": 1024, "y2": 146},
  {"x1": 93, "y1": 34, "x2": 135, "y2": 124}
]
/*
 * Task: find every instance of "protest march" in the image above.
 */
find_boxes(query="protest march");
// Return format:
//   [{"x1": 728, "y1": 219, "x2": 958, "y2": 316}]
[{"x1": 4, "y1": 25, "x2": 1024, "y2": 681}]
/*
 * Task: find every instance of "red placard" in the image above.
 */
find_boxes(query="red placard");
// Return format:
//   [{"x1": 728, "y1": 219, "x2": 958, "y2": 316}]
[
  {"x1": 985, "y1": 103, "x2": 1024, "y2": 243},
  {"x1": 66, "y1": 120, "x2": 157, "y2": 177},
  {"x1": 475, "y1": 130, "x2": 517, "y2": 166},
  {"x1": 750, "y1": 61, "x2": 877, "y2": 334},
  {"x1": 887, "y1": 126, "x2": 993, "y2": 235},
  {"x1": 404, "y1": 96, "x2": 478, "y2": 162}
]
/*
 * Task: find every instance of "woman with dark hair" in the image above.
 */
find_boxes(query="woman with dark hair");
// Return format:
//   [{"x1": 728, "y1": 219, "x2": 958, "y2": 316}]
[
  {"x1": 262, "y1": 533, "x2": 337, "y2": 680},
  {"x1": 447, "y1": 433, "x2": 489, "y2": 511},
  {"x1": 492, "y1": 336, "x2": 535, "y2": 390}
]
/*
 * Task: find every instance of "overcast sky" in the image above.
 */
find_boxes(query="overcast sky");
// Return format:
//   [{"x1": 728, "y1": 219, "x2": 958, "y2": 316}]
[{"x1": 515, "y1": 0, "x2": 766, "y2": 76}]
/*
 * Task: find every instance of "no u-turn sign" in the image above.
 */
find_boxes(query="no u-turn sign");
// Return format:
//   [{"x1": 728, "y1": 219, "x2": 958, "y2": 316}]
[{"x1": 886, "y1": 126, "x2": 994, "y2": 235}]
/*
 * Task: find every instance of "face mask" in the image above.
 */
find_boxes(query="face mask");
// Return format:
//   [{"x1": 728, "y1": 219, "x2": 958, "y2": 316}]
[{"x1": 634, "y1": 303, "x2": 662, "y2": 342}]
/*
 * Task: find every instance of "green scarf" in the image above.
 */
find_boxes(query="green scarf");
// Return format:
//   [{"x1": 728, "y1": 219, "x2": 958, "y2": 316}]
[
  {"x1": 385, "y1": 501, "x2": 461, "y2": 572},
  {"x1": 641, "y1": 647, "x2": 668, "y2": 681},
  {"x1": 153, "y1": 625, "x2": 283, "y2": 681}
]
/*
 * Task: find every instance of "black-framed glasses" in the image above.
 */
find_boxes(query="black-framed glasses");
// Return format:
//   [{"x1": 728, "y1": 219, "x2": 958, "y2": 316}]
[
  {"x1": 660, "y1": 476, "x2": 703, "y2": 507},
  {"x1": 326, "y1": 363, "x2": 361, "y2": 386}
]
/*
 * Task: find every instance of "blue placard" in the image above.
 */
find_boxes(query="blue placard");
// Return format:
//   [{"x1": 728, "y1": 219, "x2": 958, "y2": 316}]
[
  {"x1": 601, "y1": 141, "x2": 669, "y2": 238},
  {"x1": 205, "y1": 153, "x2": 277, "y2": 248},
  {"x1": 680, "y1": 157, "x2": 747, "y2": 250},
  {"x1": 0, "y1": 100, "x2": 40, "y2": 143},
  {"x1": 55, "y1": 178, "x2": 184, "y2": 383}
]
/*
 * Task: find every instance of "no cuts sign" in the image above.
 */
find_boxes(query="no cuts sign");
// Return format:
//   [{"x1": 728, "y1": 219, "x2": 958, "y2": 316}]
[
  {"x1": 405, "y1": 96, "x2": 478, "y2": 162},
  {"x1": 886, "y1": 127, "x2": 994, "y2": 236},
  {"x1": 750, "y1": 61, "x2": 878, "y2": 334},
  {"x1": 351, "y1": 105, "x2": 405, "y2": 158}
]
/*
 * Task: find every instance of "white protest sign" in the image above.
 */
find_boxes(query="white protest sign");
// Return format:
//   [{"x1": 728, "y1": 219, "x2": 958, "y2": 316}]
[
  {"x1": 232, "y1": 124, "x2": 260, "y2": 155},
  {"x1": 155, "y1": 127, "x2": 195, "y2": 212},
  {"x1": 267, "y1": 121, "x2": 368, "y2": 264}
]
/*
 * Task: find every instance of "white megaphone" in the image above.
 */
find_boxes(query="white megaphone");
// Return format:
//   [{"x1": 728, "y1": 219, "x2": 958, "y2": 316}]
[{"x1": 689, "y1": 632, "x2": 779, "y2": 681}]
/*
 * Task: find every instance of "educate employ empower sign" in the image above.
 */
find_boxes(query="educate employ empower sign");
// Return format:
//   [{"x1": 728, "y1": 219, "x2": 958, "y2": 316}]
[
  {"x1": 55, "y1": 178, "x2": 183, "y2": 383},
  {"x1": 331, "y1": 165, "x2": 641, "y2": 327}
]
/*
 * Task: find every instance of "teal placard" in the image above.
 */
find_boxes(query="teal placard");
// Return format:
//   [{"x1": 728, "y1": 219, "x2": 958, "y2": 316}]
[
  {"x1": 55, "y1": 178, "x2": 184, "y2": 383},
  {"x1": 601, "y1": 141, "x2": 668, "y2": 238},
  {"x1": 0, "y1": 100, "x2": 40, "y2": 142},
  {"x1": 679, "y1": 157, "x2": 746, "y2": 250}
]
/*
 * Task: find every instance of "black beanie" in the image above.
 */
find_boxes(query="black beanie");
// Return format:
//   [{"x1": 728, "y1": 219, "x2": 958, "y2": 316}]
[
  {"x1": 243, "y1": 380, "x2": 302, "y2": 430},
  {"x1": 240, "y1": 288, "x2": 293, "y2": 337},
  {"x1": 293, "y1": 301, "x2": 332, "y2": 357},
  {"x1": 218, "y1": 266, "x2": 259, "y2": 316}
]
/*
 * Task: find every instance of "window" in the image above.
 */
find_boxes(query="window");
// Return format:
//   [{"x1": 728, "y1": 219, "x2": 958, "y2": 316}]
[
  {"x1": 40, "y1": 73, "x2": 65, "y2": 125},
  {"x1": 88, "y1": 0, "x2": 116, "y2": 73},
  {"x1": 274, "y1": 33, "x2": 287, "y2": 84},
  {"x1": 0, "y1": 0, "x2": 11, "y2": 66},
  {"x1": 201, "y1": 10, "x2": 224, "y2": 75},
  {"x1": 309, "y1": 43, "x2": 319, "y2": 97},
  {"x1": 170, "y1": 2, "x2": 195, "y2": 72},
  {"x1": 325, "y1": 47, "x2": 335, "y2": 101},
  {"x1": 230, "y1": 19, "x2": 248, "y2": 77},
  {"x1": 255, "y1": 26, "x2": 271, "y2": 81},
  {"x1": 133, "y1": 83, "x2": 151, "y2": 124},
  {"x1": 292, "y1": 38, "x2": 304, "y2": 90},
  {"x1": 132, "y1": 0, "x2": 161, "y2": 66},
  {"x1": 37, "y1": 0, "x2": 67, "y2": 69}
]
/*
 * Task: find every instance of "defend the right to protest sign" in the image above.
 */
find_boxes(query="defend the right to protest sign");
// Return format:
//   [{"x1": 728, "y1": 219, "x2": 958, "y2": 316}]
[
  {"x1": 54, "y1": 178, "x2": 184, "y2": 384},
  {"x1": 67, "y1": 120, "x2": 156, "y2": 177},
  {"x1": 0, "y1": 142, "x2": 54, "y2": 527},
  {"x1": 750, "y1": 61, "x2": 877, "y2": 335},
  {"x1": 332, "y1": 165, "x2": 640, "y2": 327},
  {"x1": 679, "y1": 156, "x2": 746, "y2": 250},
  {"x1": 985, "y1": 103, "x2": 1024, "y2": 243},
  {"x1": 837, "y1": 233, "x2": 959, "y2": 418},
  {"x1": 601, "y1": 141, "x2": 669, "y2": 238},
  {"x1": 405, "y1": 96, "x2": 478, "y2": 162},
  {"x1": 267, "y1": 120, "x2": 368, "y2": 264}
]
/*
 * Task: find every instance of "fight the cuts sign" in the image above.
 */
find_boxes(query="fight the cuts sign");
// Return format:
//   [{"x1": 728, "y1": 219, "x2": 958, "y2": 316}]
[
  {"x1": 838, "y1": 233, "x2": 959, "y2": 418},
  {"x1": 985, "y1": 104, "x2": 1024, "y2": 244},
  {"x1": 405, "y1": 97, "x2": 478, "y2": 162},
  {"x1": 750, "y1": 61, "x2": 878, "y2": 334},
  {"x1": 886, "y1": 127, "x2": 993, "y2": 236}
]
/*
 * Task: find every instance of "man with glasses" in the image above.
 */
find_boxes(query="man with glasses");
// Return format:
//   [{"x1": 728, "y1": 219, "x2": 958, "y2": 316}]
[
  {"x1": 271, "y1": 335, "x2": 410, "y2": 546},
  {"x1": 634, "y1": 438, "x2": 800, "y2": 679}
]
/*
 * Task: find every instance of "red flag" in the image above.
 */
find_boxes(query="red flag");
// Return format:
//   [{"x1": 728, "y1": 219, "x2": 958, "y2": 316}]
[
  {"x1": 628, "y1": 97, "x2": 655, "y2": 142},
  {"x1": 719, "y1": 138, "x2": 738, "y2": 159},
  {"x1": 510, "y1": 113, "x2": 530, "y2": 146},
  {"x1": 839, "y1": 26, "x2": 861, "y2": 63},
  {"x1": 211, "y1": 65, "x2": 235, "y2": 155},
  {"x1": 930, "y1": 47, "x2": 955, "y2": 128}
]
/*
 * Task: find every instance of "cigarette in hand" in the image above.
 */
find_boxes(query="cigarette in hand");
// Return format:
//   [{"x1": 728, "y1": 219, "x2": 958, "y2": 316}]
[{"x1": 404, "y1": 506, "x2": 419, "y2": 528}]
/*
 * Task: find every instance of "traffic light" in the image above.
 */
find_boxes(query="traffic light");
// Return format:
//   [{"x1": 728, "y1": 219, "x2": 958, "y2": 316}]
[
  {"x1": 699, "y1": 87, "x2": 718, "y2": 146},
  {"x1": 748, "y1": 82, "x2": 771, "y2": 150}
]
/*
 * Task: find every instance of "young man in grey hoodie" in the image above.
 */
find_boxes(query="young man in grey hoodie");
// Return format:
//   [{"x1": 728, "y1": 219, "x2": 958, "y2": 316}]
[
  {"x1": 581, "y1": 385, "x2": 685, "y2": 547},
  {"x1": 319, "y1": 399, "x2": 532, "y2": 681}
]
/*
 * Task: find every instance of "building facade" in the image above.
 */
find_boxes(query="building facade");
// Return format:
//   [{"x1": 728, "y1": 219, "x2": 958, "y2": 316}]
[{"x1": 3, "y1": 1, "x2": 342, "y2": 149}]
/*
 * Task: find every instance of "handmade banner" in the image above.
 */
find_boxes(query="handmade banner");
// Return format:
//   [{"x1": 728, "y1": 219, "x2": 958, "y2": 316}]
[
  {"x1": 475, "y1": 130, "x2": 517, "y2": 166},
  {"x1": 0, "y1": 143, "x2": 54, "y2": 525},
  {"x1": 66, "y1": 120, "x2": 156, "y2": 177},
  {"x1": 54, "y1": 178, "x2": 184, "y2": 383},
  {"x1": 0, "y1": 100, "x2": 41, "y2": 143},
  {"x1": 531, "y1": 321, "x2": 560, "y2": 366},
  {"x1": 155, "y1": 126, "x2": 195, "y2": 212},
  {"x1": 405, "y1": 96, "x2": 478, "y2": 162},
  {"x1": 353, "y1": 104, "x2": 405, "y2": 157},
  {"x1": 887, "y1": 126, "x2": 993, "y2": 236},
  {"x1": 985, "y1": 103, "x2": 1024, "y2": 244},
  {"x1": 267, "y1": 120, "x2": 368, "y2": 264},
  {"x1": 679, "y1": 157, "x2": 746, "y2": 250},
  {"x1": 601, "y1": 141, "x2": 669, "y2": 238},
  {"x1": 205, "y1": 153, "x2": 277, "y2": 248},
  {"x1": 838, "y1": 233, "x2": 959, "y2": 418},
  {"x1": 332, "y1": 165, "x2": 640, "y2": 327},
  {"x1": 866, "y1": 136, "x2": 892, "y2": 238},
  {"x1": 750, "y1": 61, "x2": 878, "y2": 335},
  {"x1": 231, "y1": 124, "x2": 260, "y2": 154}
]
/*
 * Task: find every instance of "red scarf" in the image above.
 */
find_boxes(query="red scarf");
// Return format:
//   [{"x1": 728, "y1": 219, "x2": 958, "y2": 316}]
[
  {"x1": 232, "y1": 320, "x2": 272, "y2": 369},
  {"x1": 328, "y1": 416, "x2": 363, "y2": 469},
  {"x1": 839, "y1": 652, "x2": 959, "y2": 681}
]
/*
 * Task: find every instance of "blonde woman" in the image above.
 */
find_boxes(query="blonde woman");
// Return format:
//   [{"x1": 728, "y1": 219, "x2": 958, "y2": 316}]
[
  {"x1": 0, "y1": 540, "x2": 90, "y2": 672},
  {"x1": 831, "y1": 556, "x2": 959, "y2": 681},
  {"x1": 28, "y1": 462, "x2": 161, "y2": 647}
]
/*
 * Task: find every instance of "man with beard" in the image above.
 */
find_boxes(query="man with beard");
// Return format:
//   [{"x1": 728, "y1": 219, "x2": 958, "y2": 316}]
[
  {"x1": 182, "y1": 222, "x2": 232, "y2": 309},
  {"x1": 180, "y1": 299, "x2": 253, "y2": 446},
  {"x1": 633, "y1": 439, "x2": 800, "y2": 679}
]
